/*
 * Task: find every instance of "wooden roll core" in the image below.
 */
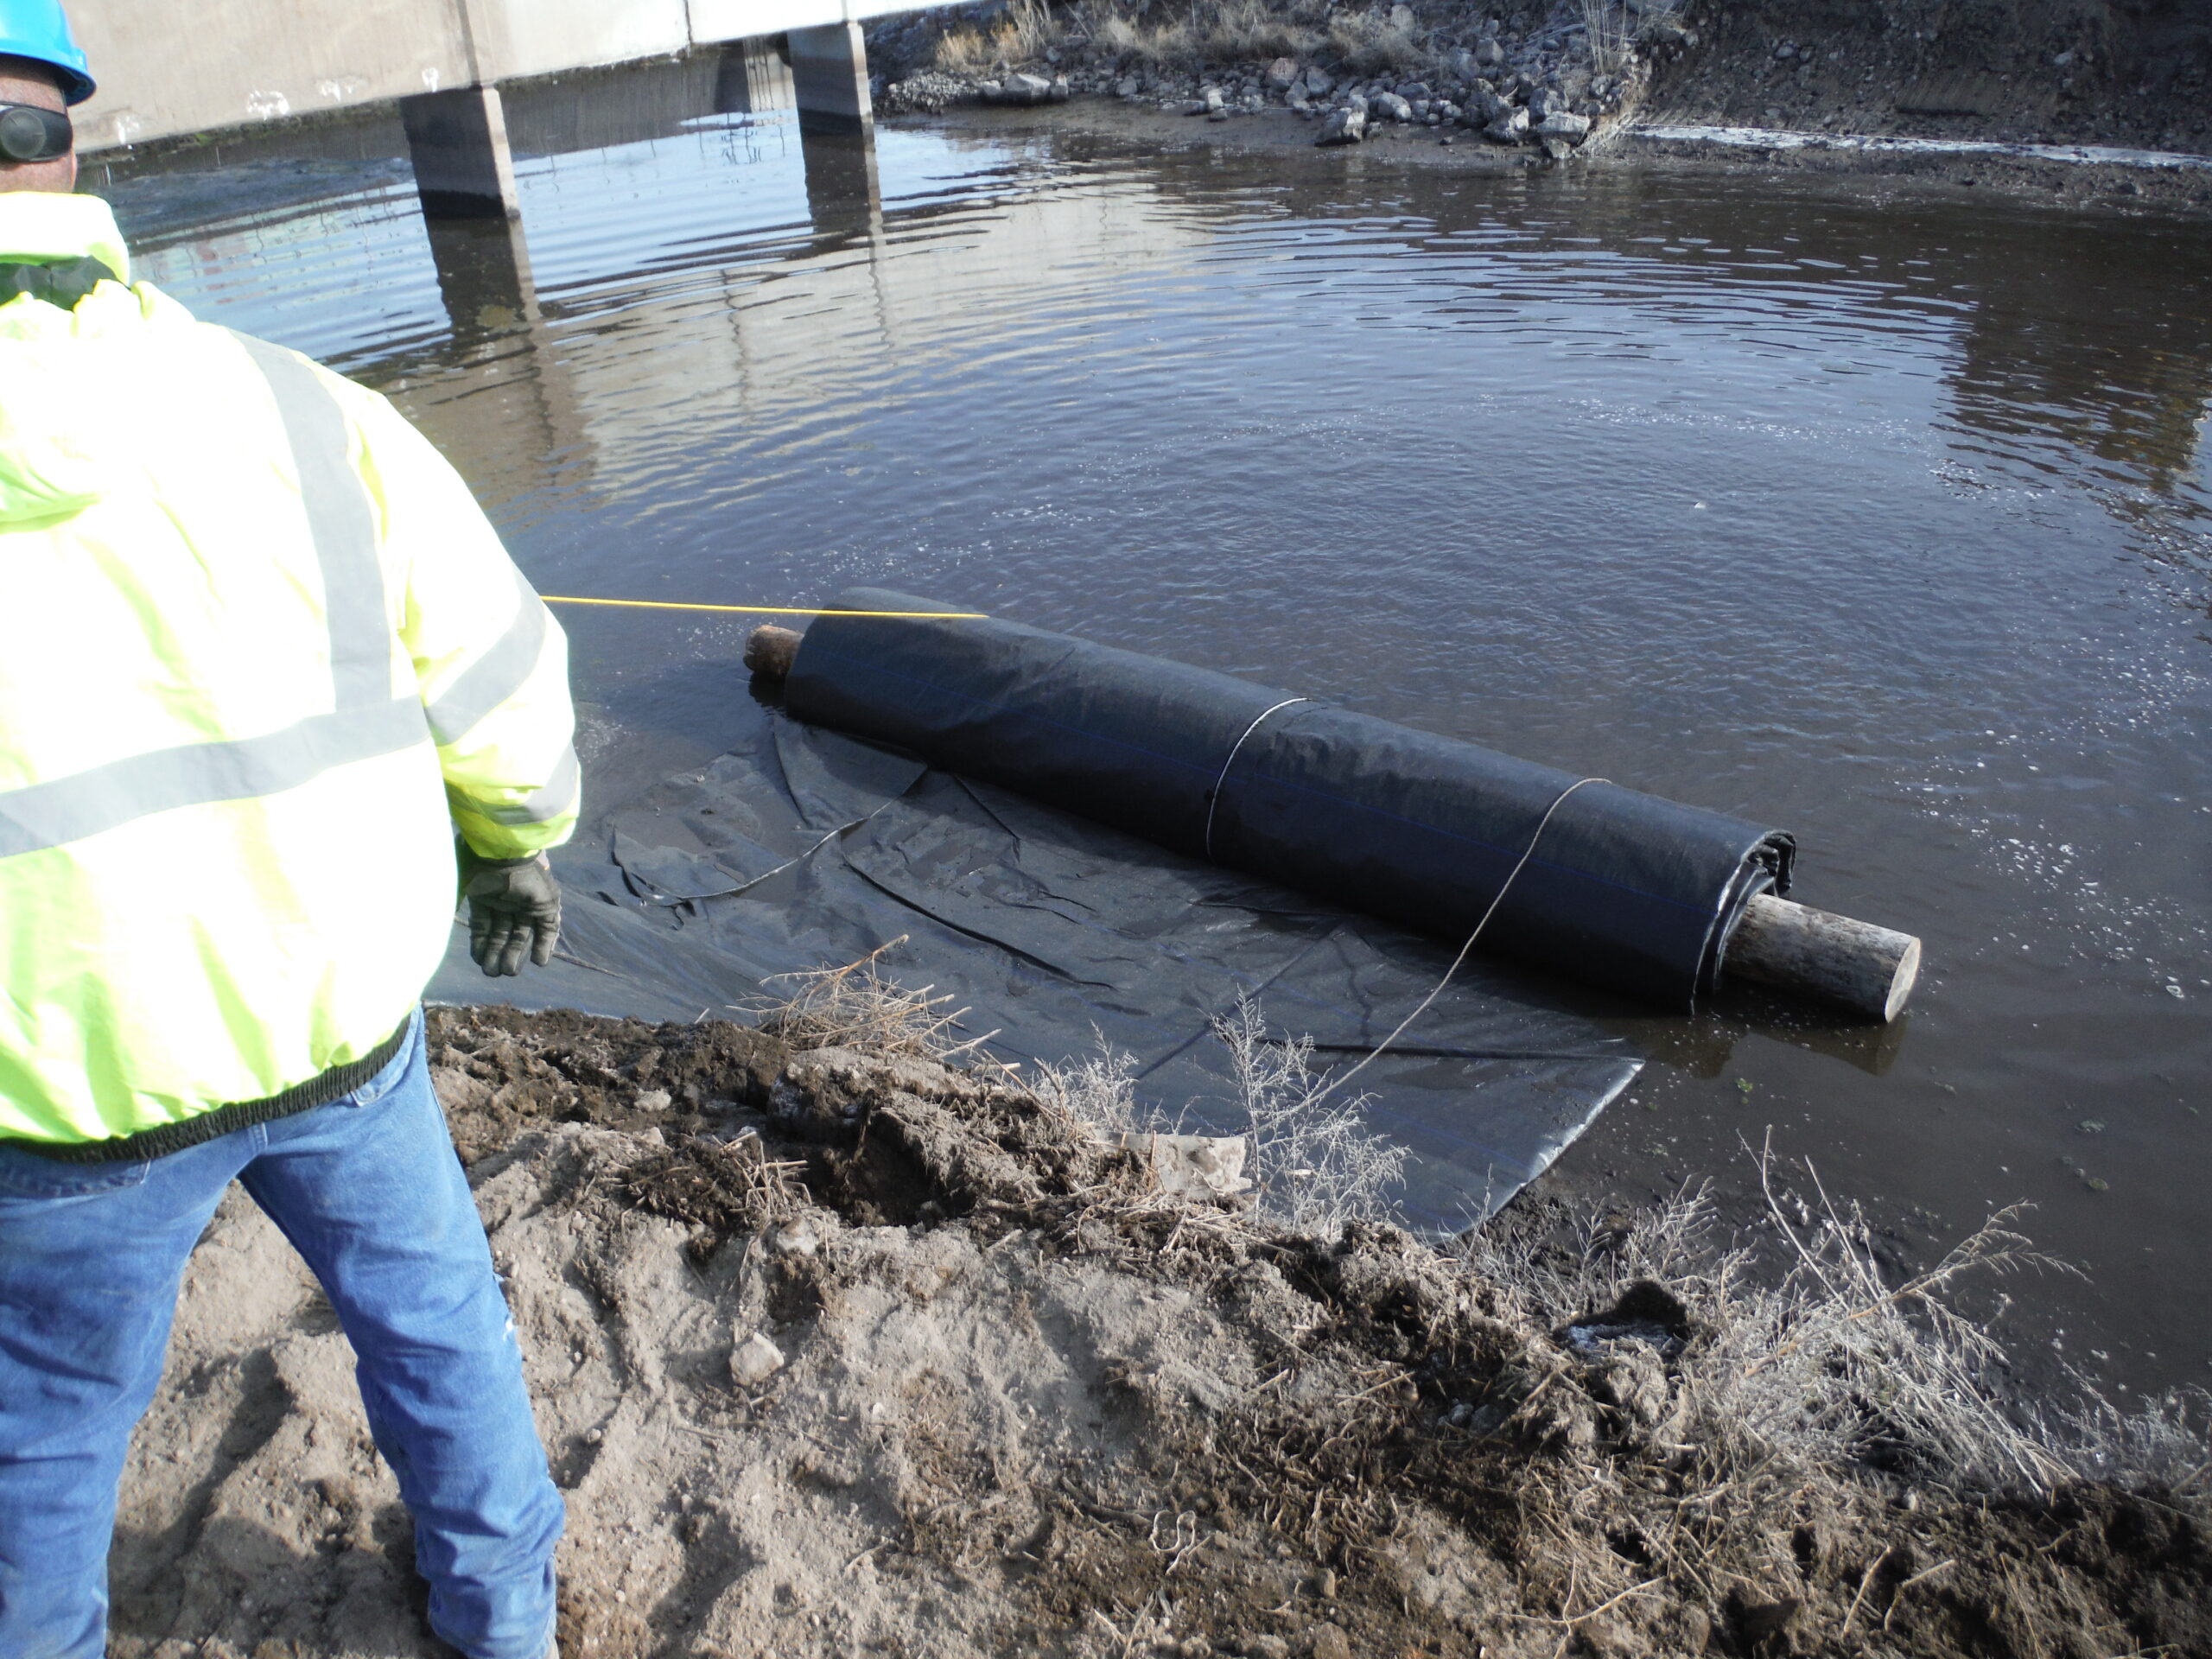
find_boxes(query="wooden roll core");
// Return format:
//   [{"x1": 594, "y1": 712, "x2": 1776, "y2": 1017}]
[
  {"x1": 745, "y1": 624, "x2": 804, "y2": 679},
  {"x1": 1722, "y1": 893, "x2": 1921, "y2": 1022}
]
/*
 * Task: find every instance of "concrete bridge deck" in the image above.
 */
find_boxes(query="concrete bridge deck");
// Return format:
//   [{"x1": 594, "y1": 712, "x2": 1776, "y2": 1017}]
[{"x1": 70, "y1": 0, "x2": 928, "y2": 155}]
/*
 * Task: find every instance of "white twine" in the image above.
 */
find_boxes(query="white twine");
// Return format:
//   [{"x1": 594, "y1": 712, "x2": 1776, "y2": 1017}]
[
  {"x1": 1310, "y1": 774, "x2": 1611, "y2": 1103},
  {"x1": 1200, "y1": 697, "x2": 1311, "y2": 861}
]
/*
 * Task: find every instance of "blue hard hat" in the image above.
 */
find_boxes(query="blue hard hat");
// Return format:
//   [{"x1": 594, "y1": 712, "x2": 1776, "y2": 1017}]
[{"x1": 0, "y1": 0, "x2": 92, "y2": 106}]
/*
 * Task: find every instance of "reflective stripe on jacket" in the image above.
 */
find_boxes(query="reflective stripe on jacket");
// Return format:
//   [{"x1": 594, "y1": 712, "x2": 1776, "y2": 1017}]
[{"x1": 0, "y1": 192, "x2": 578, "y2": 1150}]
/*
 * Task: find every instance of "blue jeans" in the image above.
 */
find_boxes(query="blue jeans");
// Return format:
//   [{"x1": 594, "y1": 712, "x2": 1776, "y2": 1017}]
[{"x1": 0, "y1": 1007, "x2": 562, "y2": 1659}]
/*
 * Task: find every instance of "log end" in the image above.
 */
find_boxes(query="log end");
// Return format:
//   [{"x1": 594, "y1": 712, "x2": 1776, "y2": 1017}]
[
  {"x1": 1723, "y1": 893, "x2": 1922, "y2": 1023},
  {"x1": 744, "y1": 624, "x2": 804, "y2": 679},
  {"x1": 1879, "y1": 933, "x2": 1923, "y2": 1023}
]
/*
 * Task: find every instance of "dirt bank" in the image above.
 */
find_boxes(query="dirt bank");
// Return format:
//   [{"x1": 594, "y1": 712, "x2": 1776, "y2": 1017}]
[
  {"x1": 863, "y1": 0, "x2": 2212, "y2": 215},
  {"x1": 1643, "y1": 0, "x2": 2209, "y2": 155},
  {"x1": 111, "y1": 990, "x2": 2212, "y2": 1658}
]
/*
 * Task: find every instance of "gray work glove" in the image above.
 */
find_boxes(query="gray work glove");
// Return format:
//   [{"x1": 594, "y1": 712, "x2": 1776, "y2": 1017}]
[{"x1": 458, "y1": 842, "x2": 562, "y2": 976}]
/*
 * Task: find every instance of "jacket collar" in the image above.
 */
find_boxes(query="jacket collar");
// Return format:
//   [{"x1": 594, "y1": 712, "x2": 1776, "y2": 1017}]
[{"x1": 0, "y1": 192, "x2": 130, "y2": 286}]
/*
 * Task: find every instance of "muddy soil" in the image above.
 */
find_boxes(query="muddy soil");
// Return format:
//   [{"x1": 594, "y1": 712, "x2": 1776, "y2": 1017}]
[{"x1": 110, "y1": 1005, "x2": 2212, "y2": 1658}]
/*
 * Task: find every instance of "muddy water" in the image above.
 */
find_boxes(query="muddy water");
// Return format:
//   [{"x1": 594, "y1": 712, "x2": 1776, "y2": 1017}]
[{"x1": 99, "y1": 64, "x2": 2212, "y2": 1396}]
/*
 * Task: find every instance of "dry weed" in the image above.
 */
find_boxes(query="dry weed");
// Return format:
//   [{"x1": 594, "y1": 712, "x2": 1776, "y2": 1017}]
[
  {"x1": 1443, "y1": 1147, "x2": 2212, "y2": 1635},
  {"x1": 1466, "y1": 1135, "x2": 2210, "y2": 1506},
  {"x1": 1025, "y1": 1038, "x2": 1147, "y2": 1138},
  {"x1": 1191, "y1": 0, "x2": 1318, "y2": 62},
  {"x1": 1577, "y1": 0, "x2": 1634, "y2": 76},
  {"x1": 931, "y1": 27, "x2": 999, "y2": 73},
  {"x1": 1212, "y1": 995, "x2": 1405, "y2": 1235},
  {"x1": 2054, "y1": 1383, "x2": 2212, "y2": 1496},
  {"x1": 1326, "y1": 8, "x2": 1427, "y2": 76},
  {"x1": 934, "y1": 0, "x2": 1062, "y2": 75},
  {"x1": 930, "y1": 0, "x2": 1433, "y2": 84},
  {"x1": 751, "y1": 937, "x2": 988, "y2": 1060},
  {"x1": 1081, "y1": 10, "x2": 1167, "y2": 64},
  {"x1": 1073, "y1": 0, "x2": 1331, "y2": 65},
  {"x1": 621, "y1": 1127, "x2": 812, "y2": 1237},
  {"x1": 1710, "y1": 1136, "x2": 2076, "y2": 1490},
  {"x1": 1026, "y1": 995, "x2": 1406, "y2": 1234}
]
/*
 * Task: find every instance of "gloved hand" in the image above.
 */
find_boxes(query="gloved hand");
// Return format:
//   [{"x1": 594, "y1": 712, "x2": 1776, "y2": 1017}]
[{"x1": 457, "y1": 842, "x2": 562, "y2": 977}]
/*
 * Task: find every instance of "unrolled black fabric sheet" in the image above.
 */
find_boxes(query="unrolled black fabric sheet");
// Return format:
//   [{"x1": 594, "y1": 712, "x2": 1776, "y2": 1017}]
[{"x1": 432, "y1": 715, "x2": 1631, "y2": 1230}]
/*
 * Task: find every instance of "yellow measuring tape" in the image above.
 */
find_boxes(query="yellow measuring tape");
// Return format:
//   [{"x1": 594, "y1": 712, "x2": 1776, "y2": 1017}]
[{"x1": 542, "y1": 597, "x2": 988, "y2": 619}]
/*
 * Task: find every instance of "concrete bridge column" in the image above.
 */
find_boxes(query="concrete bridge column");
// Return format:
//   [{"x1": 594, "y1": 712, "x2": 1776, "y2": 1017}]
[
  {"x1": 787, "y1": 22, "x2": 873, "y2": 135},
  {"x1": 400, "y1": 84, "x2": 522, "y2": 219}
]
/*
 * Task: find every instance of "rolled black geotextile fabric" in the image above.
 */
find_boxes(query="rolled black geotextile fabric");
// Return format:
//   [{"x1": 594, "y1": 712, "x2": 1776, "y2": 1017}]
[{"x1": 785, "y1": 588, "x2": 1796, "y2": 1010}]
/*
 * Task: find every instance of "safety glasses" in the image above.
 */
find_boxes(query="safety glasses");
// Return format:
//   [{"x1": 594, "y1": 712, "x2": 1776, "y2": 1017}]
[{"x1": 0, "y1": 104, "x2": 72, "y2": 163}]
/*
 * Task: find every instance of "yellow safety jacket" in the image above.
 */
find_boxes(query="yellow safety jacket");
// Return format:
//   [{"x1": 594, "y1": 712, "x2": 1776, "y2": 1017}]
[{"x1": 0, "y1": 192, "x2": 578, "y2": 1157}]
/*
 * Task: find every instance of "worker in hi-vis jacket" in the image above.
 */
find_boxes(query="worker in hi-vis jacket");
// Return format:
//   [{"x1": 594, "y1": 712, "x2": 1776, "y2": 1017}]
[{"x1": 0, "y1": 6, "x2": 572, "y2": 1655}]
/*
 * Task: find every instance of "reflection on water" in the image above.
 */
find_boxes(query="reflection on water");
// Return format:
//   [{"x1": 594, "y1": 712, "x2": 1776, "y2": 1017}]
[
  {"x1": 99, "y1": 63, "x2": 2212, "y2": 1390},
  {"x1": 423, "y1": 216, "x2": 537, "y2": 341},
  {"x1": 1951, "y1": 246, "x2": 2212, "y2": 502}
]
